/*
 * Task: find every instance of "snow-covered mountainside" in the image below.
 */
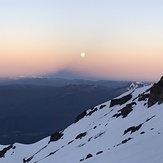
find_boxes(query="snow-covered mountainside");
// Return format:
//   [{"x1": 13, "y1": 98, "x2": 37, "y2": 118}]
[{"x1": 1, "y1": 77, "x2": 163, "y2": 163}]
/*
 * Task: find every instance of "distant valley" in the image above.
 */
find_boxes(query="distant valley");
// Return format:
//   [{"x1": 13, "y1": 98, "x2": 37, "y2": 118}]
[{"x1": 0, "y1": 77, "x2": 149, "y2": 144}]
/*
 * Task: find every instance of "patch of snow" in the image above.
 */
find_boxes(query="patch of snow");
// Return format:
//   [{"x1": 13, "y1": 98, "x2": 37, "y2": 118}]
[{"x1": 1, "y1": 85, "x2": 163, "y2": 163}]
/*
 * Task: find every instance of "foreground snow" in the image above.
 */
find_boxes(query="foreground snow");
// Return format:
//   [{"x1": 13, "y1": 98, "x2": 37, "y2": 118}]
[{"x1": 0, "y1": 84, "x2": 163, "y2": 163}]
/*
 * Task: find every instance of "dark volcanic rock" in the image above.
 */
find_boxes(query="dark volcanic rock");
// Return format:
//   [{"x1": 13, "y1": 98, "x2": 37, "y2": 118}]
[
  {"x1": 49, "y1": 149, "x2": 60, "y2": 156},
  {"x1": 74, "y1": 110, "x2": 87, "y2": 123},
  {"x1": 121, "y1": 138, "x2": 132, "y2": 144},
  {"x1": 146, "y1": 115, "x2": 155, "y2": 122},
  {"x1": 148, "y1": 77, "x2": 163, "y2": 107},
  {"x1": 23, "y1": 156, "x2": 33, "y2": 163},
  {"x1": 86, "y1": 154, "x2": 93, "y2": 159},
  {"x1": 112, "y1": 102, "x2": 136, "y2": 118},
  {"x1": 68, "y1": 140, "x2": 74, "y2": 145},
  {"x1": 0, "y1": 144, "x2": 13, "y2": 158},
  {"x1": 138, "y1": 93, "x2": 150, "y2": 101},
  {"x1": 124, "y1": 124, "x2": 142, "y2": 135},
  {"x1": 49, "y1": 132, "x2": 63, "y2": 142},
  {"x1": 121, "y1": 102, "x2": 136, "y2": 118},
  {"x1": 116, "y1": 138, "x2": 132, "y2": 146},
  {"x1": 140, "y1": 131, "x2": 145, "y2": 135},
  {"x1": 110, "y1": 93, "x2": 132, "y2": 107},
  {"x1": 99, "y1": 105, "x2": 106, "y2": 109},
  {"x1": 96, "y1": 151, "x2": 103, "y2": 155},
  {"x1": 76, "y1": 132, "x2": 87, "y2": 139},
  {"x1": 87, "y1": 107, "x2": 98, "y2": 116},
  {"x1": 80, "y1": 158, "x2": 84, "y2": 162}
]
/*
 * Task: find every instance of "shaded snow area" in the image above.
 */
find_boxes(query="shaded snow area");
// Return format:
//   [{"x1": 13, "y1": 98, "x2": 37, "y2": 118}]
[{"x1": 0, "y1": 82, "x2": 163, "y2": 163}]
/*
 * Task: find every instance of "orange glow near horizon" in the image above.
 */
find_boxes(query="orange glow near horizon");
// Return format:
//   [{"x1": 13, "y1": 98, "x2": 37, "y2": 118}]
[
  {"x1": 1, "y1": 40, "x2": 163, "y2": 81},
  {"x1": 0, "y1": 1, "x2": 163, "y2": 82}
]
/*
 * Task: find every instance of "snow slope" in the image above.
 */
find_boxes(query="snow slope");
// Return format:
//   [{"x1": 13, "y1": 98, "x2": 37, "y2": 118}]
[{"x1": 0, "y1": 79, "x2": 163, "y2": 163}]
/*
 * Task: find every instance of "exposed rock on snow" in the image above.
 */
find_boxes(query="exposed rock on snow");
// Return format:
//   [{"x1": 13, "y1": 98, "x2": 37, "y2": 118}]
[
  {"x1": 112, "y1": 102, "x2": 136, "y2": 118},
  {"x1": 74, "y1": 110, "x2": 87, "y2": 123},
  {"x1": 0, "y1": 145, "x2": 13, "y2": 158},
  {"x1": 49, "y1": 131, "x2": 63, "y2": 142},
  {"x1": 76, "y1": 132, "x2": 87, "y2": 139},
  {"x1": 87, "y1": 107, "x2": 98, "y2": 116},
  {"x1": 110, "y1": 93, "x2": 132, "y2": 107},
  {"x1": 99, "y1": 105, "x2": 106, "y2": 109},
  {"x1": 1, "y1": 77, "x2": 163, "y2": 163},
  {"x1": 124, "y1": 124, "x2": 142, "y2": 135},
  {"x1": 148, "y1": 76, "x2": 163, "y2": 107},
  {"x1": 86, "y1": 153, "x2": 93, "y2": 159}
]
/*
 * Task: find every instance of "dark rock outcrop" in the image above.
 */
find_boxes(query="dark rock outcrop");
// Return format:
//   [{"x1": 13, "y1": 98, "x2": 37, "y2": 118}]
[
  {"x1": 121, "y1": 102, "x2": 136, "y2": 118},
  {"x1": 74, "y1": 110, "x2": 87, "y2": 123},
  {"x1": 23, "y1": 156, "x2": 33, "y2": 163},
  {"x1": 87, "y1": 107, "x2": 98, "y2": 116},
  {"x1": 124, "y1": 124, "x2": 142, "y2": 135},
  {"x1": 49, "y1": 132, "x2": 64, "y2": 142},
  {"x1": 121, "y1": 138, "x2": 132, "y2": 144},
  {"x1": 116, "y1": 138, "x2": 132, "y2": 146},
  {"x1": 140, "y1": 131, "x2": 145, "y2": 135},
  {"x1": 68, "y1": 140, "x2": 74, "y2": 145},
  {"x1": 145, "y1": 115, "x2": 155, "y2": 122},
  {"x1": 110, "y1": 93, "x2": 132, "y2": 107},
  {"x1": 49, "y1": 149, "x2": 60, "y2": 156},
  {"x1": 0, "y1": 144, "x2": 13, "y2": 158},
  {"x1": 80, "y1": 158, "x2": 84, "y2": 162},
  {"x1": 112, "y1": 102, "x2": 136, "y2": 118},
  {"x1": 148, "y1": 77, "x2": 163, "y2": 107},
  {"x1": 86, "y1": 154, "x2": 93, "y2": 159},
  {"x1": 99, "y1": 105, "x2": 106, "y2": 109},
  {"x1": 138, "y1": 93, "x2": 150, "y2": 101},
  {"x1": 96, "y1": 151, "x2": 103, "y2": 155},
  {"x1": 76, "y1": 132, "x2": 87, "y2": 139}
]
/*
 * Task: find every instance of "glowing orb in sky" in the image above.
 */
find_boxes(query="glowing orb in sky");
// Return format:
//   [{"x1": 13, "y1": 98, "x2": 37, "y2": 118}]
[{"x1": 81, "y1": 53, "x2": 86, "y2": 57}]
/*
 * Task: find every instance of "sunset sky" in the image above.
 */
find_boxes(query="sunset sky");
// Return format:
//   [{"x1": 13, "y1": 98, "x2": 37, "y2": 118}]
[{"x1": 0, "y1": 0, "x2": 163, "y2": 81}]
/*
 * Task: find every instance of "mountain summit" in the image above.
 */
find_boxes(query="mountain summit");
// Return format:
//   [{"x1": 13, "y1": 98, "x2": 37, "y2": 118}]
[{"x1": 0, "y1": 77, "x2": 163, "y2": 163}]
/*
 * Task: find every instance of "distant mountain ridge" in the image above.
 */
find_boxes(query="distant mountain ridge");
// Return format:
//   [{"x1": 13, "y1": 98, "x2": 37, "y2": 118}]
[
  {"x1": 0, "y1": 77, "x2": 129, "y2": 87},
  {"x1": 0, "y1": 76, "x2": 151, "y2": 87},
  {"x1": 0, "y1": 77, "x2": 162, "y2": 163}
]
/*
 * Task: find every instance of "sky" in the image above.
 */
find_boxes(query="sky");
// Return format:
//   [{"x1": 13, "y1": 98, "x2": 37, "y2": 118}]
[{"x1": 0, "y1": 0, "x2": 163, "y2": 81}]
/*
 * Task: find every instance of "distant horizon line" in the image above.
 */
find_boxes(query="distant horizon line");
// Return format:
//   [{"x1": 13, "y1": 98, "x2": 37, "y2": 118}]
[{"x1": 0, "y1": 74, "x2": 154, "y2": 83}]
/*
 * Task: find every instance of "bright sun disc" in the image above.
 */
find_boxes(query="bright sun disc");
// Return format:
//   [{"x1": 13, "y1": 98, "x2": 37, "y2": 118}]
[{"x1": 81, "y1": 53, "x2": 86, "y2": 57}]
